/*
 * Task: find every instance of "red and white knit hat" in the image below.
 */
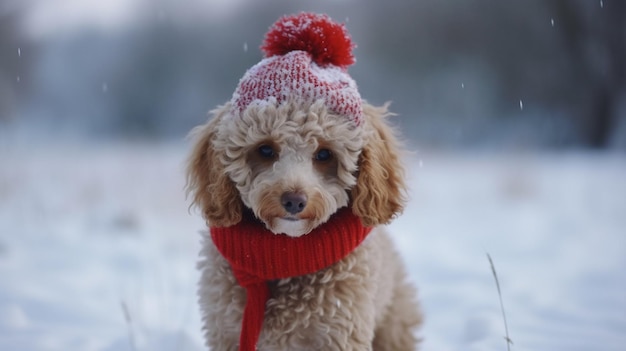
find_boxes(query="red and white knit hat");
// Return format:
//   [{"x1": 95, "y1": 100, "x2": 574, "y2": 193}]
[{"x1": 231, "y1": 12, "x2": 364, "y2": 125}]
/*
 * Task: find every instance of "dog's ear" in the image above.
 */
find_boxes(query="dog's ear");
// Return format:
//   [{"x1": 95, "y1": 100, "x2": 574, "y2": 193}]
[
  {"x1": 186, "y1": 107, "x2": 242, "y2": 227},
  {"x1": 351, "y1": 103, "x2": 407, "y2": 227}
]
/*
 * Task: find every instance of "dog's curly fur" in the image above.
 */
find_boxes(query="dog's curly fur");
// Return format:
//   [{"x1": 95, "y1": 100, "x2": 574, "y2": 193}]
[{"x1": 187, "y1": 99, "x2": 422, "y2": 350}]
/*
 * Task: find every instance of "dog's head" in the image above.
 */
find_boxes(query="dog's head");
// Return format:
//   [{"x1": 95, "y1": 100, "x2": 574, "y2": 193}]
[{"x1": 186, "y1": 100, "x2": 407, "y2": 237}]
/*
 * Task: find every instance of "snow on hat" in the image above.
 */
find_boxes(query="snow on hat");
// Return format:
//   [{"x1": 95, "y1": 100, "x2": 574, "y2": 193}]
[{"x1": 231, "y1": 12, "x2": 364, "y2": 125}]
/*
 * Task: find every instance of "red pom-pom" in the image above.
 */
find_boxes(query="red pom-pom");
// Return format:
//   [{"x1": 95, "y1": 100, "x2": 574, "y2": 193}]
[{"x1": 261, "y1": 13, "x2": 355, "y2": 68}]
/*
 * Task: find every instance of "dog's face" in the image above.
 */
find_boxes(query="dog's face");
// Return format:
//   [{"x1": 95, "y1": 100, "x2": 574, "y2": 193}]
[
  {"x1": 187, "y1": 101, "x2": 406, "y2": 235},
  {"x1": 215, "y1": 101, "x2": 364, "y2": 237}
]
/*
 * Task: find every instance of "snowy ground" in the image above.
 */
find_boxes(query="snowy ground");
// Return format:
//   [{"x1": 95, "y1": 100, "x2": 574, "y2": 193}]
[{"x1": 0, "y1": 142, "x2": 624, "y2": 351}]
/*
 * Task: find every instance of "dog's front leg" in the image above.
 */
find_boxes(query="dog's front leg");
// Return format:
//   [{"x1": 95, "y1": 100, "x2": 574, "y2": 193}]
[
  {"x1": 198, "y1": 239, "x2": 246, "y2": 351},
  {"x1": 258, "y1": 249, "x2": 376, "y2": 350}
]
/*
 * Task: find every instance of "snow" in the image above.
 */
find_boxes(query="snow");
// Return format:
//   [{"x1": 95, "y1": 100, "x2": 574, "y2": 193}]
[
  {"x1": 1, "y1": 142, "x2": 625, "y2": 351},
  {"x1": 393, "y1": 152, "x2": 626, "y2": 351},
  {"x1": 0, "y1": 143, "x2": 205, "y2": 351}
]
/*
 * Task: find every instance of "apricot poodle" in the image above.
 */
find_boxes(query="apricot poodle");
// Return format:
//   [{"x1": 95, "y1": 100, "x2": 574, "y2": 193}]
[{"x1": 185, "y1": 12, "x2": 422, "y2": 351}]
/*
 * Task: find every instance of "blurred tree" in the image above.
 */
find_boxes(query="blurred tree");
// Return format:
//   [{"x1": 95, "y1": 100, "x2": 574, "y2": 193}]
[
  {"x1": 352, "y1": 0, "x2": 625, "y2": 149},
  {"x1": 10, "y1": 0, "x2": 625, "y2": 148},
  {"x1": 0, "y1": 5, "x2": 31, "y2": 123},
  {"x1": 549, "y1": 0, "x2": 626, "y2": 148}
]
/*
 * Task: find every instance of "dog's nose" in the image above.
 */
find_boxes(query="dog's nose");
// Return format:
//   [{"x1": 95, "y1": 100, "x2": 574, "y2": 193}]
[{"x1": 281, "y1": 192, "x2": 308, "y2": 215}]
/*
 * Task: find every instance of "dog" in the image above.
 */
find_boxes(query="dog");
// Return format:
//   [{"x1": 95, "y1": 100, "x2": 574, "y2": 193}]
[{"x1": 186, "y1": 13, "x2": 422, "y2": 351}]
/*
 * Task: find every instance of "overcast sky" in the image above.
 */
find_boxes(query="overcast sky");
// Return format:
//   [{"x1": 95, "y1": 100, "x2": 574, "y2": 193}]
[{"x1": 20, "y1": 0, "x2": 248, "y2": 39}]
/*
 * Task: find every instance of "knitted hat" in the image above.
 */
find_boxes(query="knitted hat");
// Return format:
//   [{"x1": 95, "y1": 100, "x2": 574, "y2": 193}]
[{"x1": 230, "y1": 12, "x2": 364, "y2": 125}]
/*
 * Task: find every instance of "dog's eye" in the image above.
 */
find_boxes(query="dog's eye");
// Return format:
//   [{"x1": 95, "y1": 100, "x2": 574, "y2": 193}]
[
  {"x1": 258, "y1": 144, "x2": 276, "y2": 158},
  {"x1": 314, "y1": 148, "x2": 332, "y2": 162}
]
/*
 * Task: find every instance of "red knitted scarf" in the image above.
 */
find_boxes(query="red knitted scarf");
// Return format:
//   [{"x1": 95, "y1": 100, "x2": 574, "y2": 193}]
[{"x1": 210, "y1": 207, "x2": 372, "y2": 351}]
